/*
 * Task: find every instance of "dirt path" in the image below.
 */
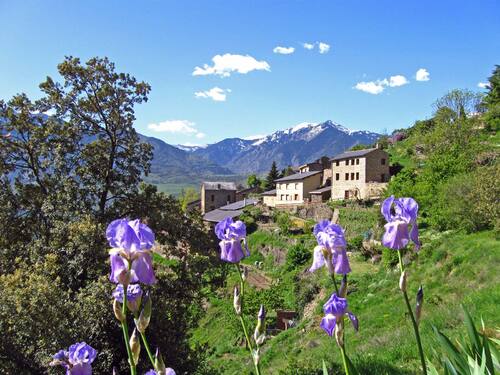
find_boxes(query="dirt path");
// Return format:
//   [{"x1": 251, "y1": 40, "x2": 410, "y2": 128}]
[{"x1": 244, "y1": 265, "x2": 272, "y2": 290}]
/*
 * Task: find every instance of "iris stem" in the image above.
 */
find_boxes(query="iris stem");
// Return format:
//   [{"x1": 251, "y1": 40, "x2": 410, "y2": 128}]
[
  {"x1": 330, "y1": 272, "x2": 339, "y2": 295},
  {"x1": 339, "y1": 344, "x2": 350, "y2": 375},
  {"x1": 121, "y1": 287, "x2": 137, "y2": 375},
  {"x1": 397, "y1": 250, "x2": 427, "y2": 375},
  {"x1": 133, "y1": 311, "x2": 156, "y2": 367},
  {"x1": 235, "y1": 264, "x2": 262, "y2": 375}
]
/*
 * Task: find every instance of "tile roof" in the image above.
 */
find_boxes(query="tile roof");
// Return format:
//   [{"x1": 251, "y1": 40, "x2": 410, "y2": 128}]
[
  {"x1": 202, "y1": 198, "x2": 258, "y2": 222},
  {"x1": 310, "y1": 186, "x2": 332, "y2": 194},
  {"x1": 274, "y1": 170, "x2": 322, "y2": 182},
  {"x1": 261, "y1": 189, "x2": 276, "y2": 196},
  {"x1": 331, "y1": 148, "x2": 378, "y2": 161},
  {"x1": 202, "y1": 181, "x2": 237, "y2": 190}
]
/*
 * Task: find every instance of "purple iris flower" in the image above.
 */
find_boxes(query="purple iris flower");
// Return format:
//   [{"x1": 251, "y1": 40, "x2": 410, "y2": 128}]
[
  {"x1": 144, "y1": 369, "x2": 176, "y2": 375},
  {"x1": 310, "y1": 221, "x2": 351, "y2": 275},
  {"x1": 320, "y1": 293, "x2": 358, "y2": 337},
  {"x1": 112, "y1": 284, "x2": 143, "y2": 312},
  {"x1": 214, "y1": 217, "x2": 249, "y2": 263},
  {"x1": 50, "y1": 342, "x2": 97, "y2": 375},
  {"x1": 106, "y1": 219, "x2": 156, "y2": 285},
  {"x1": 381, "y1": 196, "x2": 420, "y2": 251}
]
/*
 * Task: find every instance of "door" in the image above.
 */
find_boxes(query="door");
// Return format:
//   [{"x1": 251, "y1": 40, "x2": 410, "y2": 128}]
[{"x1": 344, "y1": 190, "x2": 350, "y2": 199}]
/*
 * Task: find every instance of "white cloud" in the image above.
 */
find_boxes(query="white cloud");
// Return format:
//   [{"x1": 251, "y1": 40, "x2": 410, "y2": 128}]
[
  {"x1": 192, "y1": 54, "x2": 270, "y2": 77},
  {"x1": 194, "y1": 87, "x2": 230, "y2": 102},
  {"x1": 273, "y1": 46, "x2": 295, "y2": 55},
  {"x1": 478, "y1": 82, "x2": 490, "y2": 89},
  {"x1": 354, "y1": 81, "x2": 386, "y2": 95},
  {"x1": 355, "y1": 74, "x2": 410, "y2": 94},
  {"x1": 388, "y1": 75, "x2": 409, "y2": 87},
  {"x1": 415, "y1": 68, "x2": 430, "y2": 82},
  {"x1": 147, "y1": 120, "x2": 206, "y2": 138},
  {"x1": 303, "y1": 43, "x2": 315, "y2": 50},
  {"x1": 318, "y1": 42, "x2": 330, "y2": 54}
]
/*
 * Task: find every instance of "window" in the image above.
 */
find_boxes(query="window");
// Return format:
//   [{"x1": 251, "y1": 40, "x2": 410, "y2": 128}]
[
  {"x1": 344, "y1": 190, "x2": 350, "y2": 199},
  {"x1": 356, "y1": 159, "x2": 359, "y2": 165},
  {"x1": 294, "y1": 194, "x2": 299, "y2": 200},
  {"x1": 351, "y1": 172, "x2": 355, "y2": 180},
  {"x1": 211, "y1": 194, "x2": 214, "y2": 202},
  {"x1": 336, "y1": 161, "x2": 339, "y2": 166},
  {"x1": 381, "y1": 174, "x2": 385, "y2": 182},
  {"x1": 356, "y1": 172, "x2": 359, "y2": 180},
  {"x1": 345, "y1": 159, "x2": 349, "y2": 166},
  {"x1": 281, "y1": 194, "x2": 285, "y2": 200},
  {"x1": 287, "y1": 183, "x2": 290, "y2": 190},
  {"x1": 227, "y1": 195, "x2": 231, "y2": 202},
  {"x1": 295, "y1": 183, "x2": 298, "y2": 189},
  {"x1": 345, "y1": 173, "x2": 349, "y2": 180},
  {"x1": 381, "y1": 158, "x2": 386, "y2": 165},
  {"x1": 352, "y1": 159, "x2": 355, "y2": 165},
  {"x1": 336, "y1": 173, "x2": 340, "y2": 181}
]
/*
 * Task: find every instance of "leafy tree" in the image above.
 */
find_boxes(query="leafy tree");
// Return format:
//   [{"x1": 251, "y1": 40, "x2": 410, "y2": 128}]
[
  {"x1": 39, "y1": 56, "x2": 153, "y2": 222},
  {"x1": 264, "y1": 161, "x2": 280, "y2": 190},
  {"x1": 280, "y1": 165, "x2": 294, "y2": 177},
  {"x1": 178, "y1": 187, "x2": 200, "y2": 211},
  {"x1": 247, "y1": 174, "x2": 261, "y2": 188},
  {"x1": 433, "y1": 89, "x2": 484, "y2": 119},
  {"x1": 350, "y1": 143, "x2": 369, "y2": 151}
]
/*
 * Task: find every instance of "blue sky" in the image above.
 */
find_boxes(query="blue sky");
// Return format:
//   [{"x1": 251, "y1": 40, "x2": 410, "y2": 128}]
[{"x1": 1, "y1": 0, "x2": 499, "y2": 145}]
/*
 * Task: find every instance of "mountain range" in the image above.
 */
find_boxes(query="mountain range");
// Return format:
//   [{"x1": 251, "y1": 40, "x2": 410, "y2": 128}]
[{"x1": 143, "y1": 120, "x2": 381, "y2": 189}]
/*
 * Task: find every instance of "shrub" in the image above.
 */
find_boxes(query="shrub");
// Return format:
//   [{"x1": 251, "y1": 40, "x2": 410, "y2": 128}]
[
  {"x1": 274, "y1": 211, "x2": 292, "y2": 234},
  {"x1": 381, "y1": 246, "x2": 400, "y2": 269},
  {"x1": 347, "y1": 235, "x2": 364, "y2": 253},
  {"x1": 286, "y1": 242, "x2": 312, "y2": 271}
]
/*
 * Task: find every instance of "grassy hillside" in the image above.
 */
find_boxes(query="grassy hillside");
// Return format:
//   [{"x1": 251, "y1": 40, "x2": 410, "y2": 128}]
[{"x1": 190, "y1": 206, "x2": 500, "y2": 374}]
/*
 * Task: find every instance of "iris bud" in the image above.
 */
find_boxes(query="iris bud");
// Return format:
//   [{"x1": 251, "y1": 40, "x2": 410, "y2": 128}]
[
  {"x1": 127, "y1": 293, "x2": 142, "y2": 313},
  {"x1": 252, "y1": 348, "x2": 260, "y2": 366},
  {"x1": 399, "y1": 271, "x2": 407, "y2": 293},
  {"x1": 113, "y1": 299, "x2": 126, "y2": 322},
  {"x1": 233, "y1": 286, "x2": 242, "y2": 315},
  {"x1": 415, "y1": 285, "x2": 424, "y2": 325},
  {"x1": 339, "y1": 274, "x2": 348, "y2": 298},
  {"x1": 155, "y1": 348, "x2": 166, "y2": 372},
  {"x1": 129, "y1": 329, "x2": 141, "y2": 365},
  {"x1": 135, "y1": 293, "x2": 152, "y2": 333},
  {"x1": 253, "y1": 305, "x2": 266, "y2": 346},
  {"x1": 241, "y1": 266, "x2": 248, "y2": 281}
]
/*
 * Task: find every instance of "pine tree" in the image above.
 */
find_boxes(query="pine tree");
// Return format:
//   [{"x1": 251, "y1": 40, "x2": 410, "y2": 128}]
[{"x1": 264, "y1": 161, "x2": 280, "y2": 190}]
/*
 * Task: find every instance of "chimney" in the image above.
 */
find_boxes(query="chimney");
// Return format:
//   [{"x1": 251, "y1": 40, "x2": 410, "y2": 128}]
[{"x1": 375, "y1": 143, "x2": 380, "y2": 149}]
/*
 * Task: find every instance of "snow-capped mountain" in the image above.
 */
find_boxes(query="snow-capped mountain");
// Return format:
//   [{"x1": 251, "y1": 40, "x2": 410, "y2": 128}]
[
  {"x1": 188, "y1": 120, "x2": 381, "y2": 174},
  {"x1": 143, "y1": 120, "x2": 381, "y2": 185}
]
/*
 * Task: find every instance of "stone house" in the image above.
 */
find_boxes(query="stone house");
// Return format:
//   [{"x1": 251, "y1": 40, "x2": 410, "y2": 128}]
[
  {"x1": 201, "y1": 181, "x2": 237, "y2": 214},
  {"x1": 274, "y1": 170, "x2": 323, "y2": 205},
  {"x1": 330, "y1": 147, "x2": 389, "y2": 200},
  {"x1": 261, "y1": 189, "x2": 277, "y2": 207},
  {"x1": 298, "y1": 156, "x2": 332, "y2": 186}
]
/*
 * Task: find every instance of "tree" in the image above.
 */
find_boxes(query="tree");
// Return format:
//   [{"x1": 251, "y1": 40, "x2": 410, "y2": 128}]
[
  {"x1": 264, "y1": 161, "x2": 280, "y2": 190},
  {"x1": 433, "y1": 89, "x2": 484, "y2": 120},
  {"x1": 178, "y1": 187, "x2": 200, "y2": 211},
  {"x1": 39, "y1": 56, "x2": 153, "y2": 222},
  {"x1": 247, "y1": 174, "x2": 261, "y2": 188},
  {"x1": 280, "y1": 166, "x2": 294, "y2": 177},
  {"x1": 482, "y1": 65, "x2": 500, "y2": 131}
]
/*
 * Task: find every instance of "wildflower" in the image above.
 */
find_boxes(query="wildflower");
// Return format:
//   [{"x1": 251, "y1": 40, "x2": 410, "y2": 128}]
[
  {"x1": 144, "y1": 369, "x2": 176, "y2": 375},
  {"x1": 381, "y1": 196, "x2": 420, "y2": 250},
  {"x1": 112, "y1": 284, "x2": 143, "y2": 312},
  {"x1": 50, "y1": 342, "x2": 97, "y2": 375},
  {"x1": 310, "y1": 221, "x2": 351, "y2": 275},
  {"x1": 214, "y1": 217, "x2": 249, "y2": 263},
  {"x1": 320, "y1": 293, "x2": 358, "y2": 337},
  {"x1": 106, "y1": 219, "x2": 156, "y2": 285}
]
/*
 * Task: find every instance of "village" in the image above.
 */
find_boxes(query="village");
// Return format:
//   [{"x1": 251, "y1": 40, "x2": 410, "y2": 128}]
[{"x1": 195, "y1": 145, "x2": 390, "y2": 223}]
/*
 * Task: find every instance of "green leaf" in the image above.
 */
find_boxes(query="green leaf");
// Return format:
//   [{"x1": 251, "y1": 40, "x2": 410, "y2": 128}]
[
  {"x1": 322, "y1": 359, "x2": 329, "y2": 375},
  {"x1": 433, "y1": 325, "x2": 469, "y2": 373},
  {"x1": 463, "y1": 306, "x2": 481, "y2": 358}
]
